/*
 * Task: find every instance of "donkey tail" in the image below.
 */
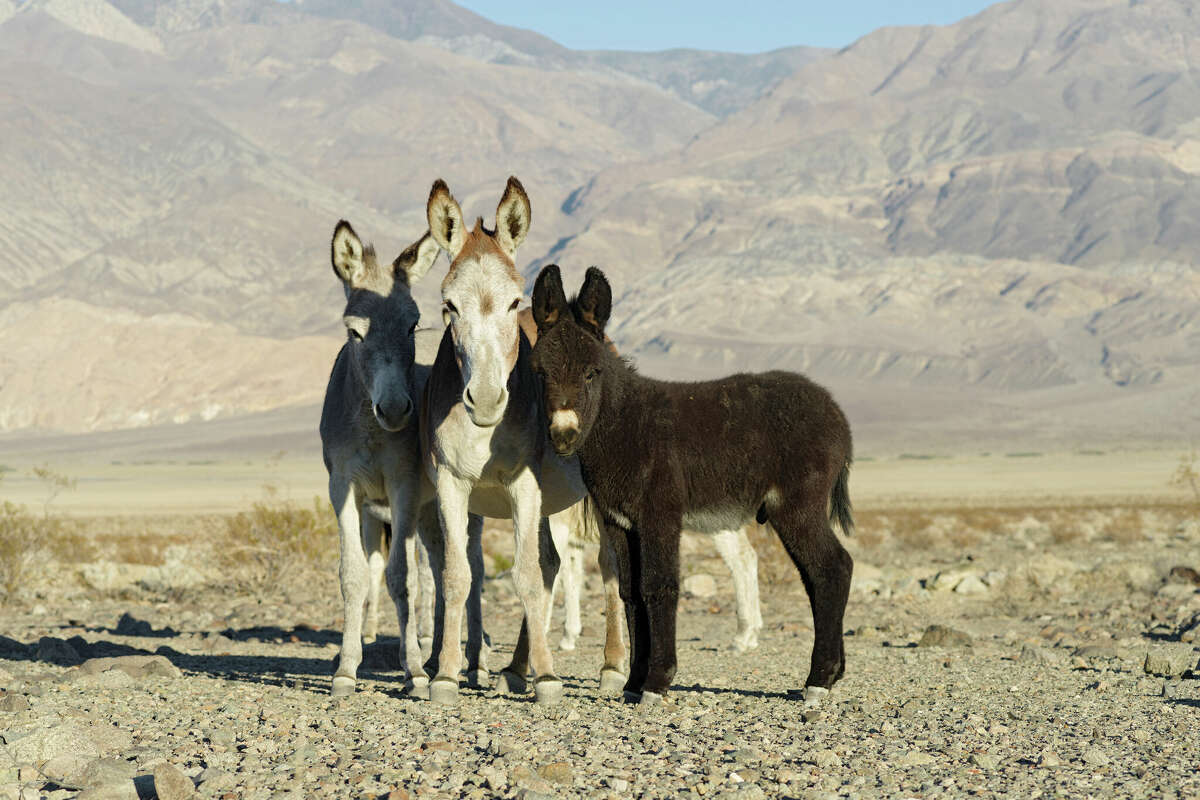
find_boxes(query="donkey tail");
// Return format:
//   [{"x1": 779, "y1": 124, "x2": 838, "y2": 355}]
[
  {"x1": 830, "y1": 462, "x2": 854, "y2": 536},
  {"x1": 567, "y1": 493, "x2": 604, "y2": 544}
]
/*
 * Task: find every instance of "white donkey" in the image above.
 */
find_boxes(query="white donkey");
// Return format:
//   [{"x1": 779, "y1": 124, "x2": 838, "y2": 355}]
[
  {"x1": 320, "y1": 221, "x2": 490, "y2": 699},
  {"x1": 422, "y1": 177, "x2": 622, "y2": 705}
]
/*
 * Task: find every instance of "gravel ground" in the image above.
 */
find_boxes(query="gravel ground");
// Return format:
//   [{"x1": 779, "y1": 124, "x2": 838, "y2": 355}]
[{"x1": 3, "y1": 517, "x2": 1200, "y2": 800}]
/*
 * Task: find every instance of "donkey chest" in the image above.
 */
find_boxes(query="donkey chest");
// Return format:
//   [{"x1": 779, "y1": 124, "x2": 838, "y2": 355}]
[{"x1": 431, "y1": 424, "x2": 529, "y2": 486}]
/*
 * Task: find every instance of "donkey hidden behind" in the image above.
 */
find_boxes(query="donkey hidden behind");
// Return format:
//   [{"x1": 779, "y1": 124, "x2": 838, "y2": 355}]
[{"x1": 529, "y1": 264, "x2": 855, "y2": 707}]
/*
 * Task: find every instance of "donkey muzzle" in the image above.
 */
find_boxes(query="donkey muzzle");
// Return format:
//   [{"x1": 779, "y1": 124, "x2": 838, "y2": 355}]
[
  {"x1": 374, "y1": 397, "x2": 413, "y2": 432},
  {"x1": 549, "y1": 409, "x2": 581, "y2": 455},
  {"x1": 463, "y1": 385, "x2": 508, "y2": 428}
]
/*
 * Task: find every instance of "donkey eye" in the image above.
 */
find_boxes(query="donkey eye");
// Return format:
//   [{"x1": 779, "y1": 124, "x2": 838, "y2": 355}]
[
  {"x1": 584, "y1": 367, "x2": 599, "y2": 383},
  {"x1": 508, "y1": 298, "x2": 520, "y2": 312},
  {"x1": 443, "y1": 300, "x2": 458, "y2": 315},
  {"x1": 348, "y1": 328, "x2": 363, "y2": 342}
]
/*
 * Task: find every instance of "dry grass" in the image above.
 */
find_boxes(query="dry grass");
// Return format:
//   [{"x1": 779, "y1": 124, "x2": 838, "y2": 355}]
[
  {"x1": 0, "y1": 501, "x2": 43, "y2": 601},
  {"x1": 217, "y1": 493, "x2": 338, "y2": 593}
]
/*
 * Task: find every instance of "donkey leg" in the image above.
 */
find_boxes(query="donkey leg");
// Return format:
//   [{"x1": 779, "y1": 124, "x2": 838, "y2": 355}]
[
  {"x1": 362, "y1": 519, "x2": 388, "y2": 645},
  {"x1": 416, "y1": 534, "x2": 436, "y2": 655},
  {"x1": 597, "y1": 518, "x2": 628, "y2": 693},
  {"x1": 416, "y1": 502, "x2": 446, "y2": 677},
  {"x1": 385, "y1": 477, "x2": 426, "y2": 697},
  {"x1": 771, "y1": 508, "x2": 853, "y2": 697},
  {"x1": 637, "y1": 521, "x2": 681, "y2": 701},
  {"x1": 505, "y1": 470, "x2": 561, "y2": 704},
  {"x1": 610, "y1": 525, "x2": 651, "y2": 699},
  {"x1": 465, "y1": 513, "x2": 491, "y2": 687},
  {"x1": 330, "y1": 477, "x2": 367, "y2": 697},
  {"x1": 548, "y1": 509, "x2": 581, "y2": 651},
  {"x1": 430, "y1": 474, "x2": 473, "y2": 704},
  {"x1": 713, "y1": 528, "x2": 763, "y2": 653}
]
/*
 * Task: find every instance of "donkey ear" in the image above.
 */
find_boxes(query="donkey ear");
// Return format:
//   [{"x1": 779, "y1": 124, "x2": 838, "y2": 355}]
[
  {"x1": 331, "y1": 220, "x2": 367, "y2": 287},
  {"x1": 575, "y1": 266, "x2": 612, "y2": 338},
  {"x1": 427, "y1": 179, "x2": 466, "y2": 258},
  {"x1": 531, "y1": 264, "x2": 568, "y2": 334},
  {"x1": 393, "y1": 231, "x2": 439, "y2": 285},
  {"x1": 494, "y1": 176, "x2": 531, "y2": 258}
]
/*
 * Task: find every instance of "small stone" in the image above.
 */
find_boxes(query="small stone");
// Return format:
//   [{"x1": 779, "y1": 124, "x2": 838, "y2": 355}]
[
  {"x1": 1168, "y1": 566, "x2": 1200, "y2": 585},
  {"x1": 537, "y1": 761, "x2": 572, "y2": 784},
  {"x1": 683, "y1": 574, "x2": 717, "y2": 598},
  {"x1": 1081, "y1": 747, "x2": 1110, "y2": 767},
  {"x1": 76, "y1": 669, "x2": 136, "y2": 690},
  {"x1": 1143, "y1": 646, "x2": 1196, "y2": 677},
  {"x1": 1175, "y1": 612, "x2": 1200, "y2": 643},
  {"x1": 969, "y1": 753, "x2": 1000, "y2": 770},
  {"x1": 812, "y1": 749, "x2": 841, "y2": 769},
  {"x1": 918, "y1": 625, "x2": 972, "y2": 648},
  {"x1": 1037, "y1": 750, "x2": 1062, "y2": 768},
  {"x1": 75, "y1": 655, "x2": 183, "y2": 680},
  {"x1": 898, "y1": 751, "x2": 934, "y2": 767},
  {"x1": 7, "y1": 721, "x2": 101, "y2": 764},
  {"x1": 208, "y1": 729, "x2": 235, "y2": 747},
  {"x1": 610, "y1": 778, "x2": 629, "y2": 793},
  {"x1": 982, "y1": 570, "x2": 1007, "y2": 587},
  {"x1": 476, "y1": 765, "x2": 507, "y2": 791},
  {"x1": 75, "y1": 781, "x2": 138, "y2": 800},
  {"x1": 953, "y1": 575, "x2": 988, "y2": 595},
  {"x1": 154, "y1": 762, "x2": 196, "y2": 800},
  {"x1": 0, "y1": 693, "x2": 30, "y2": 712},
  {"x1": 195, "y1": 767, "x2": 234, "y2": 791},
  {"x1": 1018, "y1": 644, "x2": 1058, "y2": 664}
]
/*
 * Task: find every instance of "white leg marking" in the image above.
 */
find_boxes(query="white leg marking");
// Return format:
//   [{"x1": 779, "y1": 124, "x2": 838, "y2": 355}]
[
  {"x1": 331, "y1": 478, "x2": 366, "y2": 697},
  {"x1": 714, "y1": 528, "x2": 762, "y2": 652}
]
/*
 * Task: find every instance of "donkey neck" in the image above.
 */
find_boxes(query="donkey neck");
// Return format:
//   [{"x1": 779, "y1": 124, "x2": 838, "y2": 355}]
[{"x1": 574, "y1": 350, "x2": 646, "y2": 497}]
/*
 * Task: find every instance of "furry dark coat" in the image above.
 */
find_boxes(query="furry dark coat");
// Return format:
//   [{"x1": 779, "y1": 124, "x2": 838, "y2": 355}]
[{"x1": 530, "y1": 264, "x2": 854, "y2": 700}]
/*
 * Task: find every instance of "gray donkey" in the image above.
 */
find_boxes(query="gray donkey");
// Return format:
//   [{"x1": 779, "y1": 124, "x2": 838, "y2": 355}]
[{"x1": 320, "y1": 221, "x2": 490, "y2": 698}]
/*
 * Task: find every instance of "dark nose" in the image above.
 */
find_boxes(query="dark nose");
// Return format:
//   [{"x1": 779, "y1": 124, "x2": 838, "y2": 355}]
[
  {"x1": 374, "y1": 398, "x2": 413, "y2": 431},
  {"x1": 465, "y1": 387, "x2": 475, "y2": 406},
  {"x1": 550, "y1": 427, "x2": 579, "y2": 454}
]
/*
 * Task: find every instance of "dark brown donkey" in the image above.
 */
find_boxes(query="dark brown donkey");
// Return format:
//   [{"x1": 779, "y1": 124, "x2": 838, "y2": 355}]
[{"x1": 529, "y1": 265, "x2": 855, "y2": 706}]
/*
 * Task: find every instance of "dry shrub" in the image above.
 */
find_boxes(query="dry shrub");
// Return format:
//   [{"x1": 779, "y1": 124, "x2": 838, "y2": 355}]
[
  {"x1": 0, "y1": 501, "x2": 42, "y2": 601},
  {"x1": 889, "y1": 512, "x2": 938, "y2": 550},
  {"x1": 1049, "y1": 521, "x2": 1087, "y2": 545},
  {"x1": 1097, "y1": 508, "x2": 1146, "y2": 545},
  {"x1": 0, "y1": 501, "x2": 101, "y2": 600},
  {"x1": 219, "y1": 495, "x2": 338, "y2": 592}
]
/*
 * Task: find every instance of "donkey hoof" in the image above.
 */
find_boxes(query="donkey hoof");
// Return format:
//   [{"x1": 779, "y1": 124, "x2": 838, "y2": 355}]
[
  {"x1": 557, "y1": 636, "x2": 577, "y2": 651},
  {"x1": 466, "y1": 669, "x2": 491, "y2": 689},
  {"x1": 408, "y1": 676, "x2": 431, "y2": 700},
  {"x1": 599, "y1": 669, "x2": 627, "y2": 695},
  {"x1": 429, "y1": 678, "x2": 459, "y2": 705},
  {"x1": 622, "y1": 689, "x2": 643, "y2": 704},
  {"x1": 731, "y1": 634, "x2": 760, "y2": 653},
  {"x1": 330, "y1": 676, "x2": 356, "y2": 698},
  {"x1": 534, "y1": 677, "x2": 564, "y2": 705},
  {"x1": 362, "y1": 633, "x2": 377, "y2": 645},
  {"x1": 802, "y1": 685, "x2": 829, "y2": 709},
  {"x1": 638, "y1": 690, "x2": 663, "y2": 707},
  {"x1": 496, "y1": 670, "x2": 527, "y2": 695}
]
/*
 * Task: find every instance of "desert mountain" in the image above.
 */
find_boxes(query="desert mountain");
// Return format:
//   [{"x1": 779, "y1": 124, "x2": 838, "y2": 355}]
[
  {"x1": 0, "y1": 0, "x2": 1196, "y2": 451},
  {"x1": 539, "y1": 0, "x2": 1200, "y2": 448}
]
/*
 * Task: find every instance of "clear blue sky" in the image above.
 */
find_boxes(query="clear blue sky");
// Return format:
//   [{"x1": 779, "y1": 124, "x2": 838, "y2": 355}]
[{"x1": 456, "y1": 0, "x2": 999, "y2": 53}]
